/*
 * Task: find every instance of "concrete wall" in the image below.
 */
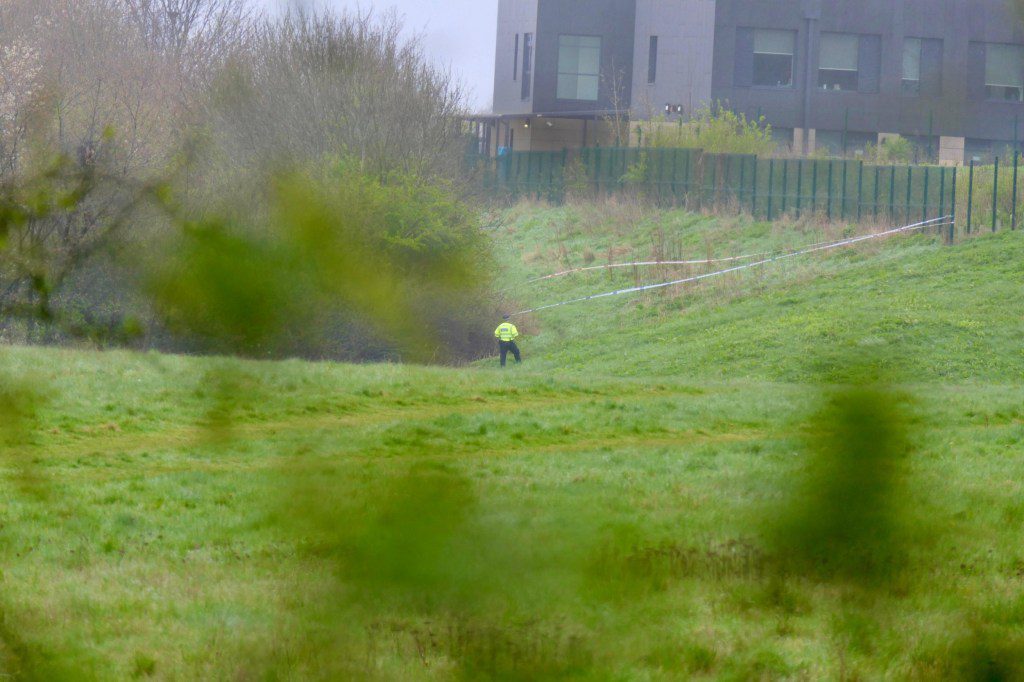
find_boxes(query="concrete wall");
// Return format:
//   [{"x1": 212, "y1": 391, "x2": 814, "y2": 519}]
[
  {"x1": 493, "y1": 0, "x2": 539, "y2": 116},
  {"x1": 630, "y1": 0, "x2": 716, "y2": 119}
]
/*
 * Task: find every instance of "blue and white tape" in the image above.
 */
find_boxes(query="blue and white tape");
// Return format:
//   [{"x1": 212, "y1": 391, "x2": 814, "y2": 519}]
[{"x1": 512, "y1": 216, "x2": 952, "y2": 317}]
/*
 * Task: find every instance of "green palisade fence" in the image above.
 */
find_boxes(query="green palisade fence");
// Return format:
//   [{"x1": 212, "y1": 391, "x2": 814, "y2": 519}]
[{"x1": 468, "y1": 147, "x2": 1024, "y2": 242}]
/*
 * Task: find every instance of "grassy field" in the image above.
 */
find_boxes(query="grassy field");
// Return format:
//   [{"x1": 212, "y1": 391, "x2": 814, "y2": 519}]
[{"x1": 1, "y1": 204, "x2": 1023, "y2": 680}]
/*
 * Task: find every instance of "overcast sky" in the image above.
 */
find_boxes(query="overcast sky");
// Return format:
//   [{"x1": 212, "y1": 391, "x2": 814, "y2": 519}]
[{"x1": 253, "y1": 0, "x2": 499, "y2": 112}]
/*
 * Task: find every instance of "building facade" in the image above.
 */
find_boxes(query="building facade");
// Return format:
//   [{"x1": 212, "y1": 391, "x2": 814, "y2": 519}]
[{"x1": 489, "y1": 0, "x2": 1024, "y2": 162}]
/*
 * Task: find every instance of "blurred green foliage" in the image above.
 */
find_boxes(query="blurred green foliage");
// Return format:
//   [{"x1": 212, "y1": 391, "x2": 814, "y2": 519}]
[
  {"x1": 0, "y1": 154, "x2": 496, "y2": 361},
  {"x1": 145, "y1": 164, "x2": 493, "y2": 361},
  {"x1": 768, "y1": 383, "x2": 916, "y2": 584}
]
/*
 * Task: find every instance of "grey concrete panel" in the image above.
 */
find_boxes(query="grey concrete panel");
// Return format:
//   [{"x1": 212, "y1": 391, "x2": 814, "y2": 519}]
[
  {"x1": 631, "y1": 0, "x2": 716, "y2": 119},
  {"x1": 493, "y1": 0, "x2": 539, "y2": 115}
]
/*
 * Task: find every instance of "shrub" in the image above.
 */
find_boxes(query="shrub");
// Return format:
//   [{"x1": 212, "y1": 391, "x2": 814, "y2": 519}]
[
  {"x1": 642, "y1": 105, "x2": 775, "y2": 156},
  {"x1": 863, "y1": 136, "x2": 914, "y2": 164}
]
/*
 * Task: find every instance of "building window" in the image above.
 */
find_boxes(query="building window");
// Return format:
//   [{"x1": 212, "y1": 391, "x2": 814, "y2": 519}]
[
  {"x1": 903, "y1": 38, "x2": 943, "y2": 97},
  {"x1": 986, "y1": 43, "x2": 1024, "y2": 102},
  {"x1": 648, "y1": 36, "x2": 658, "y2": 84},
  {"x1": 752, "y1": 29, "x2": 795, "y2": 87},
  {"x1": 903, "y1": 38, "x2": 921, "y2": 94},
  {"x1": 514, "y1": 34, "x2": 519, "y2": 81},
  {"x1": 819, "y1": 33, "x2": 859, "y2": 91},
  {"x1": 557, "y1": 35, "x2": 601, "y2": 101},
  {"x1": 521, "y1": 33, "x2": 534, "y2": 100}
]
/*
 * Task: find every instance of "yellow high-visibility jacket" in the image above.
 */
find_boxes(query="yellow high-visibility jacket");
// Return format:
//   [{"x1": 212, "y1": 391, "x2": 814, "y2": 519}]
[{"x1": 495, "y1": 322, "x2": 519, "y2": 342}]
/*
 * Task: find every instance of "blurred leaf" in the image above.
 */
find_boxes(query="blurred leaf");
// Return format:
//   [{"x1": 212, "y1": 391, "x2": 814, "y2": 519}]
[
  {"x1": 767, "y1": 383, "x2": 917, "y2": 584},
  {"x1": 145, "y1": 164, "x2": 491, "y2": 361}
]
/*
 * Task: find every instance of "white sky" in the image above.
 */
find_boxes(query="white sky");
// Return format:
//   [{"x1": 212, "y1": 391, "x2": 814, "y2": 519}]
[{"x1": 253, "y1": 0, "x2": 499, "y2": 112}]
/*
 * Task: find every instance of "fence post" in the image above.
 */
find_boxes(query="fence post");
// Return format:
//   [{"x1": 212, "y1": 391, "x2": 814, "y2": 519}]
[
  {"x1": 670, "y1": 148, "x2": 678, "y2": 202},
  {"x1": 938, "y1": 166, "x2": 946, "y2": 230},
  {"x1": 767, "y1": 158, "x2": 775, "y2": 221},
  {"x1": 826, "y1": 160, "x2": 834, "y2": 221},
  {"x1": 684, "y1": 149, "x2": 693, "y2": 194},
  {"x1": 696, "y1": 152, "x2": 705, "y2": 212},
  {"x1": 811, "y1": 161, "x2": 819, "y2": 214},
  {"x1": 967, "y1": 158, "x2": 975, "y2": 234},
  {"x1": 857, "y1": 161, "x2": 864, "y2": 222},
  {"x1": 621, "y1": 146, "x2": 629, "y2": 190},
  {"x1": 950, "y1": 167, "x2": 958, "y2": 243},
  {"x1": 889, "y1": 165, "x2": 897, "y2": 221},
  {"x1": 586, "y1": 147, "x2": 596, "y2": 197},
  {"x1": 715, "y1": 155, "x2": 723, "y2": 207},
  {"x1": 873, "y1": 166, "x2": 881, "y2": 219},
  {"x1": 549, "y1": 151, "x2": 558, "y2": 200},
  {"x1": 781, "y1": 159, "x2": 789, "y2": 215},
  {"x1": 905, "y1": 166, "x2": 913, "y2": 224},
  {"x1": 841, "y1": 160, "x2": 849, "y2": 220},
  {"x1": 796, "y1": 159, "x2": 804, "y2": 217},
  {"x1": 992, "y1": 156, "x2": 1000, "y2": 232},
  {"x1": 1013, "y1": 150, "x2": 1020, "y2": 230},
  {"x1": 533, "y1": 153, "x2": 540, "y2": 200},
  {"x1": 922, "y1": 166, "x2": 930, "y2": 225},
  {"x1": 656, "y1": 148, "x2": 666, "y2": 204},
  {"x1": 741, "y1": 155, "x2": 749, "y2": 210},
  {"x1": 562, "y1": 148, "x2": 570, "y2": 202},
  {"x1": 540, "y1": 153, "x2": 548, "y2": 200},
  {"x1": 751, "y1": 156, "x2": 759, "y2": 217},
  {"x1": 512, "y1": 153, "x2": 521, "y2": 201}
]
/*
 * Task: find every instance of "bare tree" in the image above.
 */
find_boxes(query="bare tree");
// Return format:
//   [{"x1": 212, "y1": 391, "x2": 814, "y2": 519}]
[
  {"x1": 200, "y1": 9, "x2": 468, "y2": 181},
  {"x1": 601, "y1": 60, "x2": 631, "y2": 147},
  {"x1": 120, "y1": 0, "x2": 256, "y2": 84},
  {"x1": 0, "y1": 2, "x2": 477, "y2": 348},
  {"x1": 0, "y1": 0, "x2": 179, "y2": 341}
]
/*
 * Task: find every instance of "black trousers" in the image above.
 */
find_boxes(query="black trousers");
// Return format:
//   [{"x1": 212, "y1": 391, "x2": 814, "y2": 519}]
[{"x1": 499, "y1": 340, "x2": 521, "y2": 366}]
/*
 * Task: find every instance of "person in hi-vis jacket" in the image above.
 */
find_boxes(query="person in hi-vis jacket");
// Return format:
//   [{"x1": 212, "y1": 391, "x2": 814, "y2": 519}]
[{"x1": 494, "y1": 314, "x2": 522, "y2": 367}]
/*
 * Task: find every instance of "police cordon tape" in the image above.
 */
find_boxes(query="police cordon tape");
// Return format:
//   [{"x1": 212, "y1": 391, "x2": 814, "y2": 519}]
[
  {"x1": 510, "y1": 216, "x2": 953, "y2": 317},
  {"x1": 524, "y1": 222, "x2": 955, "y2": 286},
  {"x1": 525, "y1": 253, "x2": 769, "y2": 284}
]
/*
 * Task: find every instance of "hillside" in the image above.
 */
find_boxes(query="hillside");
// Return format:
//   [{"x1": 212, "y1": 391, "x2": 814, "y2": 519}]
[
  {"x1": 496, "y1": 205, "x2": 1022, "y2": 382},
  {"x1": 0, "y1": 206, "x2": 1020, "y2": 679}
]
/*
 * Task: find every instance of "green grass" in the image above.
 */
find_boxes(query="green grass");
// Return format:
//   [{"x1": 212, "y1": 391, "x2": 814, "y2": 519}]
[
  {"x1": 0, "y1": 204, "x2": 1022, "y2": 679},
  {"x1": 500, "y1": 204, "x2": 1022, "y2": 382}
]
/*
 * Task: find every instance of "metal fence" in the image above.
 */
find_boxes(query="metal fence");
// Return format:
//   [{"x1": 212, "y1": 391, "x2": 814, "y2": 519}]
[{"x1": 471, "y1": 147, "x2": 1024, "y2": 241}]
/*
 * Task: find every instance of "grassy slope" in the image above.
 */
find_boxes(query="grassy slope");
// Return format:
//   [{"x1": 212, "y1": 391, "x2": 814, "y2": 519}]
[
  {"x1": 499, "y1": 205, "x2": 1022, "y2": 382},
  {"x1": 0, "y1": 206, "x2": 1021, "y2": 679}
]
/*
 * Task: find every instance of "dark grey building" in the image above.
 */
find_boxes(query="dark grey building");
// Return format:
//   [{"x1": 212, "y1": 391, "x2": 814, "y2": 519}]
[{"x1": 489, "y1": 0, "x2": 1024, "y2": 163}]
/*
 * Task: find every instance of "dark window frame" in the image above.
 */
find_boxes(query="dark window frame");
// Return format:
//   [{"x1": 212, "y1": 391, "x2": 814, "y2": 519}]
[
  {"x1": 556, "y1": 34, "x2": 603, "y2": 102},
  {"x1": 902, "y1": 37, "x2": 921, "y2": 95},
  {"x1": 648, "y1": 36, "x2": 659, "y2": 84},
  {"x1": 817, "y1": 32, "x2": 860, "y2": 92},
  {"x1": 514, "y1": 34, "x2": 519, "y2": 81},
  {"x1": 751, "y1": 29, "x2": 796, "y2": 89},
  {"x1": 902, "y1": 37, "x2": 943, "y2": 98},
  {"x1": 521, "y1": 33, "x2": 534, "y2": 100},
  {"x1": 984, "y1": 42, "x2": 1024, "y2": 103}
]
